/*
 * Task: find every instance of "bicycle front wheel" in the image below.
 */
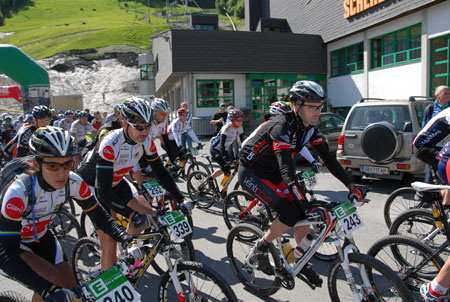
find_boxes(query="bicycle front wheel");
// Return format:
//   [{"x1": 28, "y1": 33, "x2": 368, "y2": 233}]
[
  {"x1": 151, "y1": 237, "x2": 195, "y2": 276},
  {"x1": 50, "y1": 209, "x2": 83, "y2": 257},
  {"x1": 384, "y1": 187, "x2": 423, "y2": 228},
  {"x1": 328, "y1": 252, "x2": 413, "y2": 302},
  {"x1": 226, "y1": 223, "x2": 282, "y2": 297},
  {"x1": 186, "y1": 161, "x2": 210, "y2": 176},
  {"x1": 367, "y1": 235, "x2": 445, "y2": 295},
  {"x1": 187, "y1": 171, "x2": 216, "y2": 209},
  {"x1": 158, "y1": 261, "x2": 238, "y2": 302},
  {"x1": 71, "y1": 237, "x2": 102, "y2": 285}
]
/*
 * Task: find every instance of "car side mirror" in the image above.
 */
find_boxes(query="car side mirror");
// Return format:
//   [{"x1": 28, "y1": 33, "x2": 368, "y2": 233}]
[{"x1": 403, "y1": 121, "x2": 412, "y2": 132}]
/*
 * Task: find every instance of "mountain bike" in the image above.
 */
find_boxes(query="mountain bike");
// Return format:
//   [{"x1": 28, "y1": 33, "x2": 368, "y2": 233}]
[
  {"x1": 49, "y1": 207, "x2": 83, "y2": 258},
  {"x1": 368, "y1": 181, "x2": 450, "y2": 299},
  {"x1": 72, "y1": 209, "x2": 237, "y2": 301},
  {"x1": 226, "y1": 186, "x2": 414, "y2": 301},
  {"x1": 161, "y1": 147, "x2": 210, "y2": 181},
  {"x1": 186, "y1": 156, "x2": 240, "y2": 209}
]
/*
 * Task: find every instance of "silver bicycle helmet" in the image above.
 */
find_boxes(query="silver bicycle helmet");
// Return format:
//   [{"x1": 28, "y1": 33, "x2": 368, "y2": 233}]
[
  {"x1": 151, "y1": 98, "x2": 170, "y2": 113},
  {"x1": 121, "y1": 97, "x2": 153, "y2": 125},
  {"x1": 289, "y1": 81, "x2": 325, "y2": 103},
  {"x1": 29, "y1": 126, "x2": 75, "y2": 157}
]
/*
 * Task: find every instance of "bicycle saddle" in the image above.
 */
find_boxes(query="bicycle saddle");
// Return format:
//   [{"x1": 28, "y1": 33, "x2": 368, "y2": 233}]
[{"x1": 411, "y1": 181, "x2": 450, "y2": 192}]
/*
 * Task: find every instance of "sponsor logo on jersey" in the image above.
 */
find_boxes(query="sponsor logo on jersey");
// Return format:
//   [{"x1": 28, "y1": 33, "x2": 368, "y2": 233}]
[
  {"x1": 242, "y1": 177, "x2": 272, "y2": 203},
  {"x1": 79, "y1": 181, "x2": 92, "y2": 199},
  {"x1": 102, "y1": 145, "x2": 115, "y2": 160},
  {"x1": 150, "y1": 140, "x2": 157, "y2": 153},
  {"x1": 273, "y1": 141, "x2": 290, "y2": 150},
  {"x1": 310, "y1": 137, "x2": 324, "y2": 146},
  {"x1": 4, "y1": 197, "x2": 25, "y2": 219}
]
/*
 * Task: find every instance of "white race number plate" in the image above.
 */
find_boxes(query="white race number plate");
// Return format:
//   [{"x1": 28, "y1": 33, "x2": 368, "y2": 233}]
[
  {"x1": 142, "y1": 180, "x2": 166, "y2": 197},
  {"x1": 161, "y1": 211, "x2": 193, "y2": 240},
  {"x1": 332, "y1": 201, "x2": 364, "y2": 235}
]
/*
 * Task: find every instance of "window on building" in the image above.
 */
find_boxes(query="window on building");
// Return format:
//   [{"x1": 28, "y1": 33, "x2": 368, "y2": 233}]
[
  {"x1": 140, "y1": 64, "x2": 155, "y2": 81},
  {"x1": 371, "y1": 23, "x2": 421, "y2": 69},
  {"x1": 196, "y1": 79, "x2": 234, "y2": 107},
  {"x1": 430, "y1": 34, "x2": 450, "y2": 95},
  {"x1": 330, "y1": 43, "x2": 364, "y2": 77},
  {"x1": 194, "y1": 24, "x2": 216, "y2": 30}
]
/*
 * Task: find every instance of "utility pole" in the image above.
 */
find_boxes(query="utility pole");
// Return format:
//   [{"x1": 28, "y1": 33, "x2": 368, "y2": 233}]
[{"x1": 223, "y1": 7, "x2": 236, "y2": 31}]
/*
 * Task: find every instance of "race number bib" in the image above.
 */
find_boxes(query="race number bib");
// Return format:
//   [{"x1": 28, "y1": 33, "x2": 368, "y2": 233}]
[
  {"x1": 190, "y1": 147, "x2": 199, "y2": 155},
  {"x1": 161, "y1": 211, "x2": 192, "y2": 240},
  {"x1": 142, "y1": 180, "x2": 166, "y2": 197},
  {"x1": 86, "y1": 267, "x2": 141, "y2": 302},
  {"x1": 332, "y1": 201, "x2": 364, "y2": 235},
  {"x1": 301, "y1": 170, "x2": 317, "y2": 188}
]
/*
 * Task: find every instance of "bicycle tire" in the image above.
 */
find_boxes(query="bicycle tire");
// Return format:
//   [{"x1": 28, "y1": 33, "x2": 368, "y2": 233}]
[
  {"x1": 226, "y1": 223, "x2": 282, "y2": 297},
  {"x1": 187, "y1": 170, "x2": 216, "y2": 209},
  {"x1": 151, "y1": 236, "x2": 196, "y2": 276},
  {"x1": 158, "y1": 261, "x2": 238, "y2": 302},
  {"x1": 389, "y1": 208, "x2": 446, "y2": 250},
  {"x1": 367, "y1": 235, "x2": 445, "y2": 294},
  {"x1": 65, "y1": 198, "x2": 76, "y2": 216},
  {"x1": 0, "y1": 291, "x2": 28, "y2": 302},
  {"x1": 328, "y1": 252, "x2": 414, "y2": 302},
  {"x1": 71, "y1": 237, "x2": 102, "y2": 285},
  {"x1": 50, "y1": 209, "x2": 83, "y2": 258},
  {"x1": 186, "y1": 161, "x2": 210, "y2": 176},
  {"x1": 384, "y1": 187, "x2": 423, "y2": 228},
  {"x1": 222, "y1": 190, "x2": 270, "y2": 239}
]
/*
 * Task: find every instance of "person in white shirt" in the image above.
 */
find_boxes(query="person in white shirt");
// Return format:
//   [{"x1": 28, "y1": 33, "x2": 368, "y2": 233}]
[{"x1": 167, "y1": 108, "x2": 203, "y2": 159}]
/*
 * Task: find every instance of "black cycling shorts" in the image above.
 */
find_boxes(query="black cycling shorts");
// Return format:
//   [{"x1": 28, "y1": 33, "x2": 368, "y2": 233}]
[
  {"x1": 238, "y1": 165, "x2": 307, "y2": 227},
  {"x1": 20, "y1": 229, "x2": 66, "y2": 264},
  {"x1": 93, "y1": 177, "x2": 138, "y2": 217},
  {"x1": 210, "y1": 148, "x2": 228, "y2": 171}
]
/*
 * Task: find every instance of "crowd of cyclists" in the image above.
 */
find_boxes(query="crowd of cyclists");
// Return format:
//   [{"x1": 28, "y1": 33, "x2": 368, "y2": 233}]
[{"x1": 1, "y1": 81, "x2": 449, "y2": 301}]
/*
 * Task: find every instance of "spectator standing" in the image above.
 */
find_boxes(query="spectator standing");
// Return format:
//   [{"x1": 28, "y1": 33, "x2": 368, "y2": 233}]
[
  {"x1": 92, "y1": 111, "x2": 104, "y2": 130},
  {"x1": 210, "y1": 103, "x2": 228, "y2": 136}
]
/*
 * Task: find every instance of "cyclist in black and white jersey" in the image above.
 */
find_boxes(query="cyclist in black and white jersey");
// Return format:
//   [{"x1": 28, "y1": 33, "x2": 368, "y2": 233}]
[
  {"x1": 4, "y1": 106, "x2": 52, "y2": 159},
  {"x1": 239, "y1": 81, "x2": 361, "y2": 286},
  {"x1": 78, "y1": 97, "x2": 186, "y2": 270},
  {"x1": 0, "y1": 126, "x2": 130, "y2": 302}
]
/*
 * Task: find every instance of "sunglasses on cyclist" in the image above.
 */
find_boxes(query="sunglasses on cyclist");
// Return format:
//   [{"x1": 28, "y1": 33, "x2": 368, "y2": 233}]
[
  {"x1": 303, "y1": 103, "x2": 324, "y2": 111},
  {"x1": 38, "y1": 159, "x2": 75, "y2": 172},
  {"x1": 129, "y1": 123, "x2": 152, "y2": 131}
]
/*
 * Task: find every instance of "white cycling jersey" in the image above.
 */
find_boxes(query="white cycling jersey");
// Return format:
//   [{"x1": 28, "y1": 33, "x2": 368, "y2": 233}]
[
  {"x1": 0, "y1": 172, "x2": 92, "y2": 242},
  {"x1": 211, "y1": 122, "x2": 243, "y2": 150},
  {"x1": 168, "y1": 118, "x2": 200, "y2": 147},
  {"x1": 69, "y1": 120, "x2": 94, "y2": 143},
  {"x1": 84, "y1": 128, "x2": 157, "y2": 186},
  {"x1": 150, "y1": 120, "x2": 168, "y2": 140}
]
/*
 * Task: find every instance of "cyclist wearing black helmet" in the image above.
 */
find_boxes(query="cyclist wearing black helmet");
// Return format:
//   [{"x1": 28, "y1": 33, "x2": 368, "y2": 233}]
[
  {"x1": 78, "y1": 97, "x2": 186, "y2": 270},
  {"x1": 239, "y1": 81, "x2": 361, "y2": 286},
  {"x1": 4, "y1": 105, "x2": 52, "y2": 159},
  {"x1": 0, "y1": 126, "x2": 130, "y2": 302}
]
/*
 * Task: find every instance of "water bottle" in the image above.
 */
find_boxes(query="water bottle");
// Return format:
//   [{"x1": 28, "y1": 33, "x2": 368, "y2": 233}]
[
  {"x1": 432, "y1": 208, "x2": 443, "y2": 229},
  {"x1": 221, "y1": 173, "x2": 230, "y2": 186},
  {"x1": 178, "y1": 159, "x2": 186, "y2": 168},
  {"x1": 293, "y1": 233, "x2": 314, "y2": 260},
  {"x1": 128, "y1": 245, "x2": 151, "y2": 264},
  {"x1": 281, "y1": 238, "x2": 296, "y2": 264}
]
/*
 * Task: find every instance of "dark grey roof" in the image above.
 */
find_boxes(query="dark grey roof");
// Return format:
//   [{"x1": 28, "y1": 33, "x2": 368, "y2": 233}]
[
  {"x1": 169, "y1": 29, "x2": 326, "y2": 74},
  {"x1": 267, "y1": 0, "x2": 445, "y2": 43}
]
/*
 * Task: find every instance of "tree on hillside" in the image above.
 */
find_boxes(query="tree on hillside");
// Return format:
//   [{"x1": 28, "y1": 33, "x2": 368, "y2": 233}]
[
  {"x1": 0, "y1": 0, "x2": 33, "y2": 25},
  {"x1": 215, "y1": 0, "x2": 244, "y2": 19}
]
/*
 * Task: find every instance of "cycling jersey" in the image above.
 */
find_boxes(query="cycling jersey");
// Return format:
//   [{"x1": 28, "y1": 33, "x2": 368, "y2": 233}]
[
  {"x1": 414, "y1": 107, "x2": 450, "y2": 148},
  {"x1": 4, "y1": 124, "x2": 36, "y2": 158},
  {"x1": 69, "y1": 120, "x2": 94, "y2": 143},
  {"x1": 211, "y1": 122, "x2": 243, "y2": 151},
  {"x1": 58, "y1": 118, "x2": 73, "y2": 131},
  {"x1": 150, "y1": 120, "x2": 168, "y2": 139},
  {"x1": 78, "y1": 128, "x2": 183, "y2": 218},
  {"x1": 167, "y1": 119, "x2": 200, "y2": 147}
]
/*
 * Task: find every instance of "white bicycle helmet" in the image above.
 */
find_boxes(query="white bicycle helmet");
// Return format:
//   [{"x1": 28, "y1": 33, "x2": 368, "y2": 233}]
[
  {"x1": 121, "y1": 97, "x2": 153, "y2": 125},
  {"x1": 269, "y1": 101, "x2": 292, "y2": 115},
  {"x1": 151, "y1": 98, "x2": 170, "y2": 113},
  {"x1": 29, "y1": 126, "x2": 75, "y2": 157}
]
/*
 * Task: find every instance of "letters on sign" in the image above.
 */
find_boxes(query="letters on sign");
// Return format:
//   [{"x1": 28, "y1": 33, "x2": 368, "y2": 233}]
[{"x1": 343, "y1": 0, "x2": 386, "y2": 19}]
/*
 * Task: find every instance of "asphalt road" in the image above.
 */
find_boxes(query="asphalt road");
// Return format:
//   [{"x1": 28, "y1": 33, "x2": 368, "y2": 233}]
[{"x1": 0, "y1": 140, "x2": 414, "y2": 301}]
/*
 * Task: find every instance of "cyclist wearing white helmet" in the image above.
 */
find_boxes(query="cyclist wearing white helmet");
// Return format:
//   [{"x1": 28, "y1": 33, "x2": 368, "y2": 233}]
[
  {"x1": 239, "y1": 80, "x2": 360, "y2": 286},
  {"x1": 78, "y1": 97, "x2": 185, "y2": 270},
  {"x1": 0, "y1": 126, "x2": 130, "y2": 302}
]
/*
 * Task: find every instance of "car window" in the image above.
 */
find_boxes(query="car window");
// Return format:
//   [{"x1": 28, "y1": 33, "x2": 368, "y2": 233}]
[
  {"x1": 346, "y1": 105, "x2": 410, "y2": 130},
  {"x1": 415, "y1": 102, "x2": 430, "y2": 126}
]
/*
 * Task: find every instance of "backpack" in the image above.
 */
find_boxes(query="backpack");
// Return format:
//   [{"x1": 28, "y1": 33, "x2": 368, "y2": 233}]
[{"x1": 0, "y1": 156, "x2": 36, "y2": 217}]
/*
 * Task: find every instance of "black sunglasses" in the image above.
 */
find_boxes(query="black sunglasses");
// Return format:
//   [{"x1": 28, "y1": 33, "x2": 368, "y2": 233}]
[{"x1": 129, "y1": 123, "x2": 152, "y2": 131}]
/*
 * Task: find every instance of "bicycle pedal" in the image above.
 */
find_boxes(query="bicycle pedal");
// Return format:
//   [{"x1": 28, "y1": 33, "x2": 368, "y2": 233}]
[
  {"x1": 276, "y1": 268, "x2": 295, "y2": 290},
  {"x1": 296, "y1": 273, "x2": 317, "y2": 290}
]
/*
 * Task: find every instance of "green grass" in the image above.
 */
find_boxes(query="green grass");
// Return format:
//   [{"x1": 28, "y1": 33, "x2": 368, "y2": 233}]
[{"x1": 0, "y1": 0, "x2": 218, "y2": 59}]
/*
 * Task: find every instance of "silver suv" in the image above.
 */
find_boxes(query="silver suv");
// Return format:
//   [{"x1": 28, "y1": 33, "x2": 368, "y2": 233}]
[{"x1": 336, "y1": 97, "x2": 433, "y2": 180}]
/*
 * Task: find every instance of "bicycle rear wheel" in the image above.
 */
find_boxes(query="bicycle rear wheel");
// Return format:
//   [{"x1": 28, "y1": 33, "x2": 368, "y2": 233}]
[
  {"x1": 0, "y1": 291, "x2": 28, "y2": 302},
  {"x1": 226, "y1": 223, "x2": 282, "y2": 297},
  {"x1": 158, "y1": 261, "x2": 238, "y2": 302},
  {"x1": 328, "y1": 252, "x2": 413, "y2": 302},
  {"x1": 71, "y1": 237, "x2": 102, "y2": 285},
  {"x1": 50, "y1": 209, "x2": 83, "y2": 258},
  {"x1": 389, "y1": 208, "x2": 446, "y2": 250},
  {"x1": 187, "y1": 170, "x2": 216, "y2": 209},
  {"x1": 186, "y1": 161, "x2": 210, "y2": 176},
  {"x1": 384, "y1": 187, "x2": 423, "y2": 228},
  {"x1": 367, "y1": 235, "x2": 445, "y2": 296}
]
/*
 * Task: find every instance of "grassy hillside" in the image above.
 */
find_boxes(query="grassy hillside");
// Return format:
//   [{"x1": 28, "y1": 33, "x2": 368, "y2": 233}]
[{"x1": 0, "y1": 0, "x2": 242, "y2": 59}]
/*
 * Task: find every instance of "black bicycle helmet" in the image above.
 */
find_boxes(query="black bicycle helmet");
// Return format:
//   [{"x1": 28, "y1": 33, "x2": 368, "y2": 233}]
[
  {"x1": 29, "y1": 126, "x2": 75, "y2": 157},
  {"x1": 289, "y1": 81, "x2": 325, "y2": 104},
  {"x1": 121, "y1": 97, "x2": 153, "y2": 125},
  {"x1": 32, "y1": 105, "x2": 52, "y2": 119}
]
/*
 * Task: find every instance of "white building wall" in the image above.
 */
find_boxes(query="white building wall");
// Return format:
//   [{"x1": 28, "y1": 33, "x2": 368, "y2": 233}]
[
  {"x1": 193, "y1": 73, "x2": 246, "y2": 118},
  {"x1": 368, "y1": 63, "x2": 422, "y2": 98},
  {"x1": 427, "y1": 1, "x2": 450, "y2": 38},
  {"x1": 328, "y1": 74, "x2": 365, "y2": 107}
]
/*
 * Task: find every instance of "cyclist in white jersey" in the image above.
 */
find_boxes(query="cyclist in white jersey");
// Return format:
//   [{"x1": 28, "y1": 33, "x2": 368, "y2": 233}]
[
  {"x1": 0, "y1": 126, "x2": 130, "y2": 302},
  {"x1": 167, "y1": 108, "x2": 203, "y2": 157}
]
